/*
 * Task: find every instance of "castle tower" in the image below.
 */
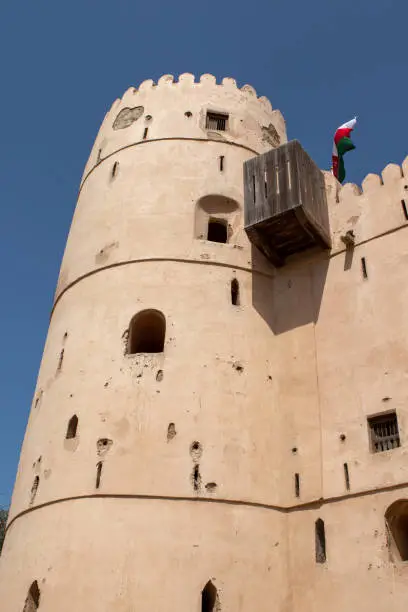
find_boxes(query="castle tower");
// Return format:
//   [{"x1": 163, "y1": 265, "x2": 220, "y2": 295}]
[{"x1": 2, "y1": 72, "x2": 408, "y2": 612}]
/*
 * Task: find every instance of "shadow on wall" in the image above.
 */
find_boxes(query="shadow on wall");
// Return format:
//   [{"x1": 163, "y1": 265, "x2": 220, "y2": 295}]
[{"x1": 251, "y1": 245, "x2": 329, "y2": 335}]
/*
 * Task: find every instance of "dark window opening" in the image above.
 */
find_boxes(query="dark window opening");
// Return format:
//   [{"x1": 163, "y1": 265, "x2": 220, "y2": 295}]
[
  {"x1": 97, "y1": 148, "x2": 102, "y2": 163},
  {"x1": 112, "y1": 161, "x2": 119, "y2": 178},
  {"x1": 219, "y1": 156, "x2": 224, "y2": 172},
  {"x1": 30, "y1": 476, "x2": 39, "y2": 506},
  {"x1": 96, "y1": 462, "x2": 103, "y2": 489},
  {"x1": 23, "y1": 581, "x2": 40, "y2": 612},
  {"x1": 402, "y1": 200, "x2": 408, "y2": 221},
  {"x1": 252, "y1": 174, "x2": 256, "y2": 203},
  {"x1": 66, "y1": 415, "x2": 78, "y2": 440},
  {"x1": 368, "y1": 412, "x2": 400, "y2": 453},
  {"x1": 385, "y1": 500, "x2": 408, "y2": 561},
  {"x1": 343, "y1": 462, "x2": 350, "y2": 491},
  {"x1": 143, "y1": 127, "x2": 148, "y2": 140},
  {"x1": 315, "y1": 518, "x2": 326, "y2": 563},
  {"x1": 206, "y1": 111, "x2": 228, "y2": 131},
  {"x1": 295, "y1": 473, "x2": 300, "y2": 498},
  {"x1": 264, "y1": 169, "x2": 268, "y2": 198},
  {"x1": 202, "y1": 580, "x2": 218, "y2": 612},
  {"x1": 207, "y1": 218, "x2": 228, "y2": 243},
  {"x1": 361, "y1": 257, "x2": 368, "y2": 279},
  {"x1": 231, "y1": 278, "x2": 240, "y2": 306},
  {"x1": 128, "y1": 309, "x2": 166, "y2": 354}
]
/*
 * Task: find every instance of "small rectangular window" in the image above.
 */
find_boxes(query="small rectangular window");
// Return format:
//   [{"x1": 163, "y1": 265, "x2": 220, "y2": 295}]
[
  {"x1": 368, "y1": 411, "x2": 400, "y2": 453},
  {"x1": 206, "y1": 112, "x2": 229, "y2": 131},
  {"x1": 143, "y1": 127, "x2": 148, "y2": 140},
  {"x1": 294, "y1": 473, "x2": 300, "y2": 498}
]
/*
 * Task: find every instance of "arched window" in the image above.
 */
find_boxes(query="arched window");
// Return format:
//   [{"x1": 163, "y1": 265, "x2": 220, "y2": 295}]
[
  {"x1": 127, "y1": 309, "x2": 165, "y2": 354},
  {"x1": 201, "y1": 580, "x2": 218, "y2": 612},
  {"x1": 385, "y1": 500, "x2": 408, "y2": 561},
  {"x1": 231, "y1": 278, "x2": 240, "y2": 306},
  {"x1": 23, "y1": 581, "x2": 40, "y2": 611},
  {"x1": 315, "y1": 518, "x2": 326, "y2": 563},
  {"x1": 30, "y1": 476, "x2": 39, "y2": 506},
  {"x1": 66, "y1": 415, "x2": 78, "y2": 439}
]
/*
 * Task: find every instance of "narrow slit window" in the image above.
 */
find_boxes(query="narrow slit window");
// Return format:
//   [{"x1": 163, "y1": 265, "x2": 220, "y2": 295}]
[
  {"x1": 66, "y1": 415, "x2": 78, "y2": 440},
  {"x1": 23, "y1": 581, "x2": 40, "y2": 611},
  {"x1": 128, "y1": 309, "x2": 166, "y2": 354},
  {"x1": 207, "y1": 218, "x2": 228, "y2": 243},
  {"x1": 97, "y1": 148, "x2": 102, "y2": 163},
  {"x1": 343, "y1": 463, "x2": 350, "y2": 491},
  {"x1": 315, "y1": 518, "x2": 326, "y2": 563},
  {"x1": 143, "y1": 127, "x2": 148, "y2": 140},
  {"x1": 231, "y1": 278, "x2": 240, "y2": 306},
  {"x1": 201, "y1": 580, "x2": 218, "y2": 612},
  {"x1": 57, "y1": 348, "x2": 64, "y2": 372},
  {"x1": 252, "y1": 175, "x2": 256, "y2": 203},
  {"x1": 30, "y1": 476, "x2": 39, "y2": 506},
  {"x1": 112, "y1": 161, "x2": 119, "y2": 178},
  {"x1": 401, "y1": 199, "x2": 408, "y2": 221},
  {"x1": 96, "y1": 462, "x2": 103, "y2": 489},
  {"x1": 361, "y1": 257, "x2": 368, "y2": 279},
  {"x1": 368, "y1": 412, "x2": 400, "y2": 453},
  {"x1": 295, "y1": 473, "x2": 300, "y2": 498},
  {"x1": 219, "y1": 155, "x2": 224, "y2": 172},
  {"x1": 264, "y1": 169, "x2": 268, "y2": 198},
  {"x1": 206, "y1": 112, "x2": 229, "y2": 131}
]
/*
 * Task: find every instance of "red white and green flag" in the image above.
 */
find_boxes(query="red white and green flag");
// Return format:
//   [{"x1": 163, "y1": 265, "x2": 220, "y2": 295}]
[{"x1": 332, "y1": 117, "x2": 357, "y2": 183}]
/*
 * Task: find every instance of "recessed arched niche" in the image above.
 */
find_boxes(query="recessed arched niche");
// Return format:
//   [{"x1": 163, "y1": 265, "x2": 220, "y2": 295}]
[{"x1": 195, "y1": 194, "x2": 240, "y2": 243}]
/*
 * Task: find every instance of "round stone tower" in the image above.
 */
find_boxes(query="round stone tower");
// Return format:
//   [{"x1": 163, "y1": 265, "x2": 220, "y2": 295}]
[{"x1": 0, "y1": 74, "x2": 289, "y2": 611}]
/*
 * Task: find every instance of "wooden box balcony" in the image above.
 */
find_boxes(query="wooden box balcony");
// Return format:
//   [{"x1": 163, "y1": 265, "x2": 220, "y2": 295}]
[{"x1": 244, "y1": 140, "x2": 331, "y2": 267}]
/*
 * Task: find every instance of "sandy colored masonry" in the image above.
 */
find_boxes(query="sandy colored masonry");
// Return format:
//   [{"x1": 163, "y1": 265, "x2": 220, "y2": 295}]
[{"x1": 1, "y1": 73, "x2": 408, "y2": 611}]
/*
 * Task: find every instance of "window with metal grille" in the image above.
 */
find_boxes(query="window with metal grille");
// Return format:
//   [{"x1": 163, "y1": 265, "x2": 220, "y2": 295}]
[
  {"x1": 206, "y1": 111, "x2": 229, "y2": 131},
  {"x1": 368, "y1": 412, "x2": 400, "y2": 453}
]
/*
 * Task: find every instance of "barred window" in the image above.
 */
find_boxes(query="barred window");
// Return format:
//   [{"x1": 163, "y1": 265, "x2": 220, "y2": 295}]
[
  {"x1": 206, "y1": 112, "x2": 229, "y2": 131},
  {"x1": 368, "y1": 412, "x2": 400, "y2": 453}
]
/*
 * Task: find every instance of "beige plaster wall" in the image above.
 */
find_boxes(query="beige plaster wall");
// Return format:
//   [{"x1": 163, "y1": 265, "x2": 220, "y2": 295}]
[{"x1": 2, "y1": 73, "x2": 408, "y2": 611}]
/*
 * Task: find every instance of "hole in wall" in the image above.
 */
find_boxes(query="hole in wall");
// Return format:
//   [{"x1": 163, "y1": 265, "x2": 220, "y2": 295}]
[
  {"x1": 23, "y1": 580, "x2": 40, "y2": 611},
  {"x1": 219, "y1": 156, "x2": 224, "y2": 172},
  {"x1": 156, "y1": 369, "x2": 164, "y2": 382},
  {"x1": 30, "y1": 476, "x2": 39, "y2": 506},
  {"x1": 343, "y1": 463, "x2": 350, "y2": 490},
  {"x1": 231, "y1": 278, "x2": 240, "y2": 306},
  {"x1": 143, "y1": 127, "x2": 148, "y2": 140},
  {"x1": 57, "y1": 349, "x2": 64, "y2": 373},
  {"x1": 66, "y1": 415, "x2": 78, "y2": 440},
  {"x1": 97, "y1": 438, "x2": 113, "y2": 456},
  {"x1": 294, "y1": 473, "x2": 300, "y2": 498},
  {"x1": 185, "y1": 111, "x2": 192, "y2": 118},
  {"x1": 190, "y1": 441, "x2": 203, "y2": 460},
  {"x1": 111, "y1": 161, "x2": 119, "y2": 179},
  {"x1": 205, "y1": 482, "x2": 217, "y2": 492},
  {"x1": 361, "y1": 257, "x2": 368, "y2": 279},
  {"x1": 95, "y1": 462, "x2": 103, "y2": 489},
  {"x1": 192, "y1": 464, "x2": 201, "y2": 492},
  {"x1": 315, "y1": 518, "x2": 326, "y2": 563},
  {"x1": 167, "y1": 423, "x2": 177, "y2": 442},
  {"x1": 201, "y1": 580, "x2": 219, "y2": 612}
]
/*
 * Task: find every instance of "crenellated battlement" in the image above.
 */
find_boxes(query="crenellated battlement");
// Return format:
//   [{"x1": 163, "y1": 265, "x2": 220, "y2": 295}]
[
  {"x1": 114, "y1": 73, "x2": 274, "y2": 112},
  {"x1": 81, "y1": 74, "x2": 285, "y2": 184},
  {"x1": 325, "y1": 156, "x2": 408, "y2": 254}
]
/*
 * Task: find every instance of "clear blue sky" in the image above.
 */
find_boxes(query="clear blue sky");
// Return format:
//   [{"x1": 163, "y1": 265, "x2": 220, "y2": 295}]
[{"x1": 0, "y1": 0, "x2": 406, "y2": 508}]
